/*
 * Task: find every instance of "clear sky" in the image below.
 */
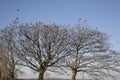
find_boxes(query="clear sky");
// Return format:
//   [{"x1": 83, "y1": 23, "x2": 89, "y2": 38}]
[{"x1": 0, "y1": 0, "x2": 120, "y2": 78}]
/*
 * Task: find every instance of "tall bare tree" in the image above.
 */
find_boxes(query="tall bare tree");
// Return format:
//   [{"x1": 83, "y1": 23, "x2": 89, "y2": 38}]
[
  {"x1": 0, "y1": 20, "x2": 18, "y2": 80},
  {"x1": 16, "y1": 23, "x2": 70, "y2": 80},
  {"x1": 0, "y1": 28, "x2": 15, "y2": 80},
  {"x1": 0, "y1": 45, "x2": 9, "y2": 80},
  {"x1": 63, "y1": 22, "x2": 120, "y2": 80}
]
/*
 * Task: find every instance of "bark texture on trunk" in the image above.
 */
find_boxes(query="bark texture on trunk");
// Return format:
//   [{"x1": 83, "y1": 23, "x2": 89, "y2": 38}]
[
  {"x1": 72, "y1": 69, "x2": 77, "y2": 80},
  {"x1": 11, "y1": 72, "x2": 15, "y2": 80},
  {"x1": 38, "y1": 69, "x2": 46, "y2": 80}
]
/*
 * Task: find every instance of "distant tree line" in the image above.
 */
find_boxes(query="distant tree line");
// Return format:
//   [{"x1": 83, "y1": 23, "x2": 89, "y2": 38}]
[{"x1": 0, "y1": 19, "x2": 120, "y2": 80}]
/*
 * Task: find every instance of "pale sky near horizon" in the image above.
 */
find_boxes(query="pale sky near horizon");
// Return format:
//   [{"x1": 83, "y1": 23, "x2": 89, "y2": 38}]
[{"x1": 0, "y1": 0, "x2": 120, "y2": 79}]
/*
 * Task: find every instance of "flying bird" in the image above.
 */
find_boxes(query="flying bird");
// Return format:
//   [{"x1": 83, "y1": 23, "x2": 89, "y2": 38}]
[{"x1": 17, "y1": 9, "x2": 20, "y2": 12}]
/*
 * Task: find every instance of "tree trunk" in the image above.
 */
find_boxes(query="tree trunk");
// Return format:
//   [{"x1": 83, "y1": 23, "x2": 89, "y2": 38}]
[
  {"x1": 11, "y1": 72, "x2": 15, "y2": 80},
  {"x1": 72, "y1": 69, "x2": 77, "y2": 80},
  {"x1": 0, "y1": 70, "x2": 1, "y2": 80},
  {"x1": 38, "y1": 69, "x2": 46, "y2": 80}
]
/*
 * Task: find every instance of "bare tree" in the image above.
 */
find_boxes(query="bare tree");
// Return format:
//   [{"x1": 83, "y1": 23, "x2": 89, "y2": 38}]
[
  {"x1": 0, "y1": 28, "x2": 15, "y2": 80},
  {"x1": 15, "y1": 23, "x2": 70, "y2": 80},
  {"x1": 0, "y1": 20, "x2": 18, "y2": 80},
  {"x1": 0, "y1": 45, "x2": 9, "y2": 80},
  {"x1": 63, "y1": 22, "x2": 120, "y2": 80}
]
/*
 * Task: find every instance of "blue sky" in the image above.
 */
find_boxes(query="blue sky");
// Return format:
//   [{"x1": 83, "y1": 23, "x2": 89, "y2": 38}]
[{"x1": 0, "y1": 0, "x2": 120, "y2": 50}]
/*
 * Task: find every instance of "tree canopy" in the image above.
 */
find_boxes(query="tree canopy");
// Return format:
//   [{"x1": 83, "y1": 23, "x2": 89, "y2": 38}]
[{"x1": 0, "y1": 20, "x2": 120, "y2": 80}]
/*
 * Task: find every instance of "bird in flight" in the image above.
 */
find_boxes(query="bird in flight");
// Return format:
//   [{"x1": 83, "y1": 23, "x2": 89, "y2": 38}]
[{"x1": 17, "y1": 9, "x2": 20, "y2": 12}]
